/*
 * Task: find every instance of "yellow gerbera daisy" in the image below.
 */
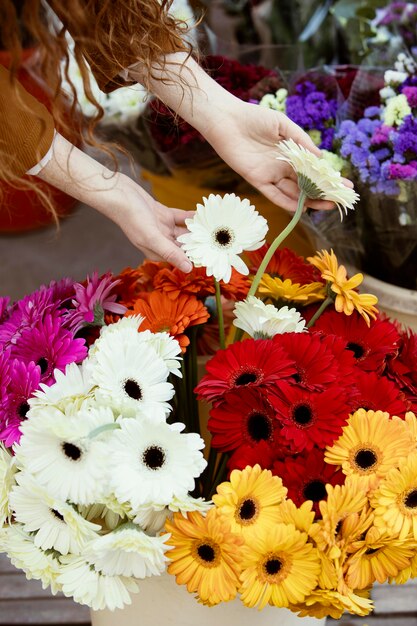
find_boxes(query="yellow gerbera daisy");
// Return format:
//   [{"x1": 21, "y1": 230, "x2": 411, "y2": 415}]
[
  {"x1": 371, "y1": 452, "x2": 417, "y2": 540},
  {"x1": 307, "y1": 250, "x2": 378, "y2": 326},
  {"x1": 213, "y1": 465, "x2": 287, "y2": 540},
  {"x1": 325, "y1": 409, "x2": 415, "y2": 491},
  {"x1": 345, "y1": 525, "x2": 416, "y2": 589},
  {"x1": 405, "y1": 411, "x2": 417, "y2": 443},
  {"x1": 390, "y1": 551, "x2": 417, "y2": 584},
  {"x1": 292, "y1": 588, "x2": 373, "y2": 619},
  {"x1": 239, "y1": 523, "x2": 320, "y2": 609},
  {"x1": 276, "y1": 499, "x2": 315, "y2": 534},
  {"x1": 164, "y1": 509, "x2": 243, "y2": 606},
  {"x1": 257, "y1": 274, "x2": 325, "y2": 305}
]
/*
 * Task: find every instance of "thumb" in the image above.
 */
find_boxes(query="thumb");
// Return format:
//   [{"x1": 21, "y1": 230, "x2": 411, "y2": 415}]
[
  {"x1": 278, "y1": 114, "x2": 322, "y2": 157},
  {"x1": 155, "y1": 237, "x2": 193, "y2": 273}
]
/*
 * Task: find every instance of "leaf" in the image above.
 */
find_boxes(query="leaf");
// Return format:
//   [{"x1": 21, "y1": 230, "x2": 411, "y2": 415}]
[{"x1": 298, "y1": 0, "x2": 334, "y2": 42}]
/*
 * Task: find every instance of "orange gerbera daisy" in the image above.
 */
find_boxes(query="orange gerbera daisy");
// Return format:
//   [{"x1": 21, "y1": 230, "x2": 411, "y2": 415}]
[
  {"x1": 125, "y1": 291, "x2": 209, "y2": 351},
  {"x1": 115, "y1": 262, "x2": 169, "y2": 307},
  {"x1": 154, "y1": 266, "x2": 250, "y2": 301},
  {"x1": 307, "y1": 250, "x2": 378, "y2": 326}
]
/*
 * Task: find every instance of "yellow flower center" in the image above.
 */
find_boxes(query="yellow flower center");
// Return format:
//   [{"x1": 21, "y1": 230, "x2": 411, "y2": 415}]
[
  {"x1": 349, "y1": 444, "x2": 381, "y2": 474},
  {"x1": 259, "y1": 551, "x2": 290, "y2": 584},
  {"x1": 193, "y1": 539, "x2": 221, "y2": 568},
  {"x1": 235, "y1": 497, "x2": 260, "y2": 526}
]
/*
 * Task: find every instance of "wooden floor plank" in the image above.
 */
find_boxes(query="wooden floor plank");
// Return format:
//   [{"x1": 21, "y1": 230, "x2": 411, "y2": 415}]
[{"x1": 0, "y1": 598, "x2": 90, "y2": 625}]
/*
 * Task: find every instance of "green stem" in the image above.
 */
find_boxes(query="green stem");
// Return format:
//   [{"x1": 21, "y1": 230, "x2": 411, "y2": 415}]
[
  {"x1": 214, "y1": 278, "x2": 225, "y2": 350},
  {"x1": 208, "y1": 452, "x2": 229, "y2": 499},
  {"x1": 88, "y1": 422, "x2": 121, "y2": 439},
  {"x1": 306, "y1": 297, "x2": 333, "y2": 328}
]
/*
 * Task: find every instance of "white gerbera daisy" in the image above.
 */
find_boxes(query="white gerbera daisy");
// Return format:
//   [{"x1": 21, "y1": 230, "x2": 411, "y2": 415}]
[
  {"x1": 233, "y1": 296, "x2": 306, "y2": 338},
  {"x1": 9, "y1": 477, "x2": 101, "y2": 555},
  {"x1": 80, "y1": 496, "x2": 133, "y2": 531},
  {"x1": 109, "y1": 417, "x2": 206, "y2": 509},
  {"x1": 88, "y1": 327, "x2": 173, "y2": 420},
  {"x1": 0, "y1": 444, "x2": 16, "y2": 527},
  {"x1": 87, "y1": 524, "x2": 172, "y2": 578},
  {"x1": 58, "y1": 555, "x2": 139, "y2": 611},
  {"x1": 3, "y1": 525, "x2": 62, "y2": 594},
  {"x1": 177, "y1": 193, "x2": 268, "y2": 283},
  {"x1": 275, "y1": 139, "x2": 359, "y2": 218},
  {"x1": 132, "y1": 503, "x2": 169, "y2": 534},
  {"x1": 15, "y1": 405, "x2": 114, "y2": 504},
  {"x1": 29, "y1": 362, "x2": 94, "y2": 414}
]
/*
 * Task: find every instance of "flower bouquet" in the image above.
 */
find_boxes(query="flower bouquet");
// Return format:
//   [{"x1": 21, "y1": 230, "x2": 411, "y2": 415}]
[{"x1": 2, "y1": 143, "x2": 417, "y2": 620}]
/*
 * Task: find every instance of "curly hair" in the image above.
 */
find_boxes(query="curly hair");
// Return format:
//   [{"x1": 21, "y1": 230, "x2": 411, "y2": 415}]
[{"x1": 0, "y1": 0, "x2": 194, "y2": 216}]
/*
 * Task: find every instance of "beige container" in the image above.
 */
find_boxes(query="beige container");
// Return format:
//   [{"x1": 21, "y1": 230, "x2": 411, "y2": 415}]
[{"x1": 91, "y1": 572, "x2": 326, "y2": 626}]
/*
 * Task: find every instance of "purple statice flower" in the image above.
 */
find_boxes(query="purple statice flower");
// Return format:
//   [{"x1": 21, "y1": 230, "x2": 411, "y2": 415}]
[
  {"x1": 402, "y1": 75, "x2": 417, "y2": 89},
  {"x1": 371, "y1": 124, "x2": 392, "y2": 146},
  {"x1": 364, "y1": 106, "x2": 382, "y2": 119},
  {"x1": 64, "y1": 272, "x2": 127, "y2": 333},
  {"x1": 320, "y1": 127, "x2": 335, "y2": 150},
  {"x1": 402, "y1": 86, "x2": 417, "y2": 107},
  {"x1": 12, "y1": 311, "x2": 87, "y2": 385},
  {"x1": 373, "y1": 147, "x2": 392, "y2": 161},
  {"x1": 357, "y1": 118, "x2": 382, "y2": 135},
  {"x1": 0, "y1": 360, "x2": 41, "y2": 447},
  {"x1": 392, "y1": 129, "x2": 417, "y2": 161},
  {"x1": 358, "y1": 154, "x2": 381, "y2": 183},
  {"x1": 286, "y1": 95, "x2": 314, "y2": 128},
  {"x1": 389, "y1": 162, "x2": 417, "y2": 179},
  {"x1": 294, "y1": 80, "x2": 317, "y2": 97},
  {"x1": 336, "y1": 120, "x2": 357, "y2": 140}
]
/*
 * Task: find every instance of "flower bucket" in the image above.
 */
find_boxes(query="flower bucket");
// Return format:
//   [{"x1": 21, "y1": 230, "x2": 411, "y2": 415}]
[{"x1": 90, "y1": 572, "x2": 326, "y2": 626}]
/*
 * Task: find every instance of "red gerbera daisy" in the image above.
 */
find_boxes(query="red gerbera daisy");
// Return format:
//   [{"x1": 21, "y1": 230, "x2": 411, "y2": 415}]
[
  {"x1": 208, "y1": 387, "x2": 279, "y2": 452},
  {"x1": 272, "y1": 332, "x2": 341, "y2": 390},
  {"x1": 269, "y1": 381, "x2": 350, "y2": 452},
  {"x1": 387, "y1": 329, "x2": 417, "y2": 400},
  {"x1": 272, "y1": 448, "x2": 345, "y2": 517},
  {"x1": 227, "y1": 440, "x2": 276, "y2": 474},
  {"x1": 311, "y1": 309, "x2": 400, "y2": 372},
  {"x1": 350, "y1": 370, "x2": 410, "y2": 417},
  {"x1": 246, "y1": 246, "x2": 322, "y2": 284},
  {"x1": 195, "y1": 338, "x2": 296, "y2": 403}
]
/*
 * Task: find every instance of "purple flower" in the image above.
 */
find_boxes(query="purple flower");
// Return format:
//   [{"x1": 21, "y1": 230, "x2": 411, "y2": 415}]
[
  {"x1": 389, "y1": 163, "x2": 417, "y2": 179},
  {"x1": 0, "y1": 360, "x2": 41, "y2": 447},
  {"x1": 320, "y1": 127, "x2": 335, "y2": 150},
  {"x1": 373, "y1": 147, "x2": 392, "y2": 162},
  {"x1": 371, "y1": 124, "x2": 392, "y2": 146},
  {"x1": 357, "y1": 118, "x2": 381, "y2": 136},
  {"x1": 402, "y1": 87, "x2": 417, "y2": 107},
  {"x1": 364, "y1": 106, "x2": 382, "y2": 119}
]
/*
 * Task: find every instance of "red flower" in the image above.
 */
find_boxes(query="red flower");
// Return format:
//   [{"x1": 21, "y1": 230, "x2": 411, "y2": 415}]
[
  {"x1": 195, "y1": 338, "x2": 296, "y2": 403},
  {"x1": 246, "y1": 246, "x2": 321, "y2": 284},
  {"x1": 208, "y1": 387, "x2": 278, "y2": 452},
  {"x1": 350, "y1": 371, "x2": 410, "y2": 417},
  {"x1": 311, "y1": 310, "x2": 400, "y2": 372},
  {"x1": 272, "y1": 332, "x2": 342, "y2": 390},
  {"x1": 272, "y1": 448, "x2": 345, "y2": 517},
  {"x1": 387, "y1": 329, "x2": 417, "y2": 401},
  {"x1": 270, "y1": 381, "x2": 350, "y2": 452},
  {"x1": 227, "y1": 441, "x2": 276, "y2": 474}
]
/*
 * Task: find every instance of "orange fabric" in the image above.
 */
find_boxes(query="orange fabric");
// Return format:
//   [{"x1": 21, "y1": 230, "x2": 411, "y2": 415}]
[
  {"x1": 141, "y1": 170, "x2": 315, "y2": 258},
  {"x1": 0, "y1": 64, "x2": 55, "y2": 177}
]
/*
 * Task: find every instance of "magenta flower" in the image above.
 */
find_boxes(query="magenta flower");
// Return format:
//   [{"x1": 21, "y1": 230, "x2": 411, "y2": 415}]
[
  {"x1": 402, "y1": 87, "x2": 417, "y2": 108},
  {"x1": 12, "y1": 311, "x2": 87, "y2": 385},
  {"x1": 0, "y1": 350, "x2": 12, "y2": 404},
  {"x1": 0, "y1": 360, "x2": 41, "y2": 447},
  {"x1": 65, "y1": 272, "x2": 126, "y2": 332},
  {"x1": 0, "y1": 287, "x2": 58, "y2": 348},
  {"x1": 0, "y1": 298, "x2": 10, "y2": 324},
  {"x1": 389, "y1": 162, "x2": 417, "y2": 179}
]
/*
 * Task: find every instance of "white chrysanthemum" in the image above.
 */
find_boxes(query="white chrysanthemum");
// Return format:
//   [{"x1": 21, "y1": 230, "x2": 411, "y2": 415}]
[
  {"x1": 88, "y1": 328, "x2": 173, "y2": 420},
  {"x1": 3, "y1": 525, "x2": 62, "y2": 594},
  {"x1": 0, "y1": 444, "x2": 16, "y2": 527},
  {"x1": 29, "y1": 362, "x2": 94, "y2": 414},
  {"x1": 233, "y1": 296, "x2": 306, "y2": 338},
  {"x1": 9, "y1": 477, "x2": 101, "y2": 555},
  {"x1": 395, "y1": 53, "x2": 417, "y2": 75},
  {"x1": 178, "y1": 193, "x2": 268, "y2": 283},
  {"x1": 380, "y1": 86, "x2": 397, "y2": 101},
  {"x1": 58, "y1": 555, "x2": 139, "y2": 611},
  {"x1": 15, "y1": 406, "x2": 114, "y2": 504},
  {"x1": 101, "y1": 84, "x2": 148, "y2": 126},
  {"x1": 87, "y1": 524, "x2": 172, "y2": 578},
  {"x1": 260, "y1": 88, "x2": 288, "y2": 112},
  {"x1": 321, "y1": 150, "x2": 346, "y2": 173},
  {"x1": 383, "y1": 94, "x2": 412, "y2": 127},
  {"x1": 275, "y1": 139, "x2": 359, "y2": 218},
  {"x1": 109, "y1": 417, "x2": 206, "y2": 509},
  {"x1": 384, "y1": 69, "x2": 409, "y2": 86}
]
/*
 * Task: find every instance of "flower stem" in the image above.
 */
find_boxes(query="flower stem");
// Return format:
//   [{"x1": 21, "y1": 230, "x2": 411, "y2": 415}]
[
  {"x1": 306, "y1": 297, "x2": 333, "y2": 328},
  {"x1": 214, "y1": 278, "x2": 225, "y2": 350}
]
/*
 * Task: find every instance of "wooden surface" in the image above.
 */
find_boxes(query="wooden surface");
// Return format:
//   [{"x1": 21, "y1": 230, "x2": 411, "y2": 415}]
[{"x1": 0, "y1": 553, "x2": 416, "y2": 625}]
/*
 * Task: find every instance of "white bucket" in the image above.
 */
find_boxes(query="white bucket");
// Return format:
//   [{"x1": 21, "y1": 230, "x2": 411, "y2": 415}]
[{"x1": 358, "y1": 271, "x2": 417, "y2": 332}]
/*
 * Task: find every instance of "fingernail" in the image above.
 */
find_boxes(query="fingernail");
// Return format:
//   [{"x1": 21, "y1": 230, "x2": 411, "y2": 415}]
[{"x1": 180, "y1": 261, "x2": 193, "y2": 273}]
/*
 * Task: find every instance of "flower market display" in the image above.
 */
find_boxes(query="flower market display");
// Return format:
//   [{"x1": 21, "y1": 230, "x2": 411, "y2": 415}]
[{"x1": 2, "y1": 141, "x2": 417, "y2": 620}]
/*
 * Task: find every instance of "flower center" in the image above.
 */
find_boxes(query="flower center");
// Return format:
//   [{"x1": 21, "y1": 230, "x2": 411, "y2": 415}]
[
  {"x1": 346, "y1": 342, "x2": 365, "y2": 360},
  {"x1": 303, "y1": 479, "x2": 327, "y2": 502},
  {"x1": 51, "y1": 508, "x2": 65, "y2": 522},
  {"x1": 404, "y1": 489, "x2": 417, "y2": 509},
  {"x1": 18, "y1": 401, "x2": 30, "y2": 419},
  {"x1": 365, "y1": 547, "x2": 380, "y2": 556},
  {"x1": 142, "y1": 445, "x2": 165, "y2": 470},
  {"x1": 233, "y1": 367, "x2": 262, "y2": 387},
  {"x1": 292, "y1": 403, "x2": 313, "y2": 426},
  {"x1": 213, "y1": 227, "x2": 234, "y2": 248},
  {"x1": 194, "y1": 540, "x2": 220, "y2": 568},
  {"x1": 265, "y1": 558, "x2": 282, "y2": 576},
  {"x1": 123, "y1": 379, "x2": 142, "y2": 400},
  {"x1": 259, "y1": 552, "x2": 288, "y2": 583},
  {"x1": 62, "y1": 442, "x2": 82, "y2": 461},
  {"x1": 236, "y1": 497, "x2": 259, "y2": 525},
  {"x1": 36, "y1": 357, "x2": 49, "y2": 374},
  {"x1": 247, "y1": 412, "x2": 272, "y2": 442},
  {"x1": 353, "y1": 448, "x2": 378, "y2": 471}
]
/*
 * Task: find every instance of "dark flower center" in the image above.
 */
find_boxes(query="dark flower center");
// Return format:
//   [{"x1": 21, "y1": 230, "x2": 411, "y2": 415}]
[
  {"x1": 365, "y1": 547, "x2": 380, "y2": 556},
  {"x1": 293, "y1": 404, "x2": 313, "y2": 425},
  {"x1": 51, "y1": 509, "x2": 65, "y2": 522},
  {"x1": 293, "y1": 372, "x2": 302, "y2": 383},
  {"x1": 247, "y1": 412, "x2": 272, "y2": 442},
  {"x1": 335, "y1": 520, "x2": 343, "y2": 535},
  {"x1": 143, "y1": 445, "x2": 165, "y2": 470},
  {"x1": 197, "y1": 543, "x2": 216, "y2": 562},
  {"x1": 234, "y1": 370, "x2": 259, "y2": 386},
  {"x1": 36, "y1": 357, "x2": 49, "y2": 374},
  {"x1": 124, "y1": 379, "x2": 142, "y2": 400},
  {"x1": 354, "y1": 449, "x2": 377, "y2": 470},
  {"x1": 265, "y1": 558, "x2": 282, "y2": 576},
  {"x1": 62, "y1": 442, "x2": 82, "y2": 461},
  {"x1": 214, "y1": 228, "x2": 233, "y2": 247},
  {"x1": 239, "y1": 498, "x2": 256, "y2": 520},
  {"x1": 18, "y1": 401, "x2": 30, "y2": 419},
  {"x1": 303, "y1": 480, "x2": 327, "y2": 502},
  {"x1": 346, "y1": 342, "x2": 365, "y2": 359},
  {"x1": 404, "y1": 490, "x2": 417, "y2": 509}
]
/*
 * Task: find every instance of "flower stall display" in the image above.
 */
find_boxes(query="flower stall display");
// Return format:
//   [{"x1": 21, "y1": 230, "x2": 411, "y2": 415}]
[{"x1": 2, "y1": 143, "x2": 417, "y2": 623}]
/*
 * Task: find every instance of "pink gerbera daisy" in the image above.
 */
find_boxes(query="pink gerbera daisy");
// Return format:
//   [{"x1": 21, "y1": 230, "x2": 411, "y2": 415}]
[
  {"x1": 12, "y1": 312, "x2": 87, "y2": 385},
  {"x1": 0, "y1": 360, "x2": 41, "y2": 446},
  {"x1": 0, "y1": 350, "x2": 11, "y2": 403},
  {"x1": 0, "y1": 287, "x2": 58, "y2": 347}
]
